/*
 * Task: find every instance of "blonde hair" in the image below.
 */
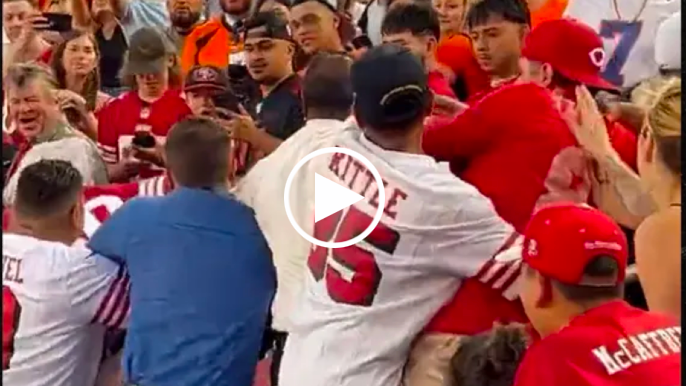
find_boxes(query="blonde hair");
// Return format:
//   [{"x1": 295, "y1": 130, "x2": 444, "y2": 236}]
[{"x1": 644, "y1": 77, "x2": 681, "y2": 175}]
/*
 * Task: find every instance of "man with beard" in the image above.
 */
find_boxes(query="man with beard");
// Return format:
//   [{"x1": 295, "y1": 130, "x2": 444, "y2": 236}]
[
  {"x1": 225, "y1": 11, "x2": 304, "y2": 156},
  {"x1": 180, "y1": 0, "x2": 251, "y2": 73},
  {"x1": 165, "y1": 0, "x2": 204, "y2": 51}
]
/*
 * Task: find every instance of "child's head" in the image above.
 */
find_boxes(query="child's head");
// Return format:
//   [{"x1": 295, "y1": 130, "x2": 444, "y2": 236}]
[{"x1": 450, "y1": 323, "x2": 530, "y2": 386}]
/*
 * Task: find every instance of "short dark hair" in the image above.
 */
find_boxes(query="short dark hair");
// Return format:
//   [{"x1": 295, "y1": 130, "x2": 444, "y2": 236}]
[
  {"x1": 466, "y1": 0, "x2": 530, "y2": 30},
  {"x1": 381, "y1": 2, "x2": 441, "y2": 41},
  {"x1": 164, "y1": 117, "x2": 231, "y2": 189},
  {"x1": 290, "y1": 0, "x2": 335, "y2": 13},
  {"x1": 450, "y1": 324, "x2": 529, "y2": 386},
  {"x1": 302, "y1": 52, "x2": 353, "y2": 120},
  {"x1": 243, "y1": 10, "x2": 292, "y2": 41},
  {"x1": 552, "y1": 255, "x2": 624, "y2": 302},
  {"x1": 14, "y1": 159, "x2": 84, "y2": 219}
]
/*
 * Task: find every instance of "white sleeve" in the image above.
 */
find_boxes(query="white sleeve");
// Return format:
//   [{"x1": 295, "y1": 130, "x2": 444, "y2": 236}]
[
  {"x1": 421, "y1": 194, "x2": 520, "y2": 279},
  {"x1": 67, "y1": 251, "x2": 130, "y2": 329}
]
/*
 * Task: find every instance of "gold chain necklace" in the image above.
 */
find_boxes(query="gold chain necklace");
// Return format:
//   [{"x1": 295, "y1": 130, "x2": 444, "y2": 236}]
[{"x1": 611, "y1": 0, "x2": 649, "y2": 22}]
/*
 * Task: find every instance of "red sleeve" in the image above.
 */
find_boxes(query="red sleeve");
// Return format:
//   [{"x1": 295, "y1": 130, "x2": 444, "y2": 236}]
[
  {"x1": 606, "y1": 120, "x2": 637, "y2": 171},
  {"x1": 95, "y1": 99, "x2": 120, "y2": 164},
  {"x1": 428, "y1": 71, "x2": 457, "y2": 99},
  {"x1": 3, "y1": 208, "x2": 12, "y2": 231},
  {"x1": 422, "y1": 101, "x2": 493, "y2": 161}
]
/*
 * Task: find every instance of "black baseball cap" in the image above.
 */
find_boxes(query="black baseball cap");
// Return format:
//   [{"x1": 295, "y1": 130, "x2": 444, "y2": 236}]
[
  {"x1": 351, "y1": 44, "x2": 430, "y2": 128},
  {"x1": 243, "y1": 11, "x2": 294, "y2": 41}
]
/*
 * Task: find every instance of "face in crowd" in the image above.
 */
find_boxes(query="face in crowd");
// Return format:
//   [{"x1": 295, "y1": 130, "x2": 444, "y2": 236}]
[
  {"x1": 382, "y1": 31, "x2": 436, "y2": 68},
  {"x1": 469, "y1": 14, "x2": 526, "y2": 76},
  {"x1": 91, "y1": 0, "x2": 116, "y2": 21},
  {"x1": 60, "y1": 34, "x2": 99, "y2": 78},
  {"x1": 3, "y1": 0, "x2": 33, "y2": 43},
  {"x1": 289, "y1": 0, "x2": 340, "y2": 55},
  {"x1": 244, "y1": 27, "x2": 294, "y2": 85},
  {"x1": 167, "y1": 0, "x2": 203, "y2": 29},
  {"x1": 433, "y1": 0, "x2": 467, "y2": 36},
  {"x1": 6, "y1": 68, "x2": 61, "y2": 140},
  {"x1": 186, "y1": 89, "x2": 217, "y2": 117},
  {"x1": 220, "y1": 0, "x2": 250, "y2": 16}
]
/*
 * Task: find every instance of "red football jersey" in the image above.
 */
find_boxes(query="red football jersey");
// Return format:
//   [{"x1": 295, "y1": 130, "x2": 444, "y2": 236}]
[
  {"x1": 95, "y1": 89, "x2": 191, "y2": 179},
  {"x1": 514, "y1": 301, "x2": 681, "y2": 386},
  {"x1": 2, "y1": 176, "x2": 171, "y2": 235},
  {"x1": 424, "y1": 234, "x2": 528, "y2": 335},
  {"x1": 82, "y1": 175, "x2": 172, "y2": 237},
  {"x1": 423, "y1": 83, "x2": 584, "y2": 234}
]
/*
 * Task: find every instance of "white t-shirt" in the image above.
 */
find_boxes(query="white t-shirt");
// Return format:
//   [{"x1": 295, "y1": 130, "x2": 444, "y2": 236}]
[
  {"x1": 564, "y1": 0, "x2": 681, "y2": 87},
  {"x1": 276, "y1": 129, "x2": 514, "y2": 386},
  {"x1": 234, "y1": 118, "x2": 352, "y2": 332},
  {"x1": 2, "y1": 234, "x2": 129, "y2": 386}
]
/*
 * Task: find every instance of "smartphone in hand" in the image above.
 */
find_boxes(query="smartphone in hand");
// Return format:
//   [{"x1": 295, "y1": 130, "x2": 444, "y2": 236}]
[{"x1": 34, "y1": 13, "x2": 73, "y2": 33}]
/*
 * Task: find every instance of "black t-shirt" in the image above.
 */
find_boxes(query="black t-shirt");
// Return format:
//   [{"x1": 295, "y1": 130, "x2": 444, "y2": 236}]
[
  {"x1": 256, "y1": 74, "x2": 305, "y2": 140},
  {"x1": 95, "y1": 24, "x2": 128, "y2": 89}
]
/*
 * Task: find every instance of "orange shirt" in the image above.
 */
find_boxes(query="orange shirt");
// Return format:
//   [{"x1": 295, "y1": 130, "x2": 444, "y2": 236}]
[
  {"x1": 530, "y1": 0, "x2": 569, "y2": 29},
  {"x1": 435, "y1": 34, "x2": 491, "y2": 102},
  {"x1": 180, "y1": 17, "x2": 244, "y2": 75}
]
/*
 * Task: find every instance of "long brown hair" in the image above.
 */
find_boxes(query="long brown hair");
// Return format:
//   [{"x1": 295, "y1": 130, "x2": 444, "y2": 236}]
[{"x1": 49, "y1": 30, "x2": 101, "y2": 111}]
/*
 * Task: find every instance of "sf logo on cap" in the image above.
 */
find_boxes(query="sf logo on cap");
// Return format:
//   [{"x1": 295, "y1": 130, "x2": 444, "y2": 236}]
[
  {"x1": 194, "y1": 67, "x2": 218, "y2": 82},
  {"x1": 589, "y1": 47, "x2": 606, "y2": 69}
]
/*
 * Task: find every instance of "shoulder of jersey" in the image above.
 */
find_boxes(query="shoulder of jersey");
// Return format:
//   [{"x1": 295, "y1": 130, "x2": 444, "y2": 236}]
[{"x1": 3, "y1": 234, "x2": 91, "y2": 266}]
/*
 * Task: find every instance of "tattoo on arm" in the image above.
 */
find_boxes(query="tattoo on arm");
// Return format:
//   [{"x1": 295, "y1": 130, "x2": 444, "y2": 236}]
[{"x1": 599, "y1": 153, "x2": 655, "y2": 217}]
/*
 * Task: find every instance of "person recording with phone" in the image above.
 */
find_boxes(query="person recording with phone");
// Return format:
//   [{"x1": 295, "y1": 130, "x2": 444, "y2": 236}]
[
  {"x1": 184, "y1": 65, "x2": 250, "y2": 176},
  {"x1": 230, "y1": 11, "x2": 304, "y2": 158},
  {"x1": 2, "y1": 0, "x2": 52, "y2": 77}
]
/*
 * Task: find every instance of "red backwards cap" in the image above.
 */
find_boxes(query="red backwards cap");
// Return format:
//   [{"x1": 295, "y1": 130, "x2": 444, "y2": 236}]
[
  {"x1": 522, "y1": 204, "x2": 628, "y2": 287},
  {"x1": 522, "y1": 18, "x2": 617, "y2": 91}
]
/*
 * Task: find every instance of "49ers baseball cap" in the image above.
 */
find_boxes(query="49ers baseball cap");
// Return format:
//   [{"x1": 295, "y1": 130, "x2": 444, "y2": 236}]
[
  {"x1": 522, "y1": 18, "x2": 617, "y2": 91},
  {"x1": 184, "y1": 65, "x2": 231, "y2": 93},
  {"x1": 522, "y1": 204, "x2": 628, "y2": 287}
]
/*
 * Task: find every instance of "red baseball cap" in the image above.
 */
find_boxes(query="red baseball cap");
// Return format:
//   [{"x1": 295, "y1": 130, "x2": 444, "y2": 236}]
[
  {"x1": 522, "y1": 203, "x2": 628, "y2": 287},
  {"x1": 522, "y1": 18, "x2": 617, "y2": 91}
]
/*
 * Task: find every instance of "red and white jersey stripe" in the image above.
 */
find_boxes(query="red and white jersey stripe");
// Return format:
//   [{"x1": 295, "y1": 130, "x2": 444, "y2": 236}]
[{"x1": 2, "y1": 233, "x2": 129, "y2": 386}]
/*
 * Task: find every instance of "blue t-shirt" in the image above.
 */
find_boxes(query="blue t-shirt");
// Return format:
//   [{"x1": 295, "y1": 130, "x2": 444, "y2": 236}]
[{"x1": 89, "y1": 188, "x2": 275, "y2": 386}]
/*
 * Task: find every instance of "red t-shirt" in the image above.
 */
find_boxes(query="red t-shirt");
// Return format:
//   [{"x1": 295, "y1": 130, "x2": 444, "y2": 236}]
[
  {"x1": 423, "y1": 83, "x2": 584, "y2": 233},
  {"x1": 514, "y1": 301, "x2": 681, "y2": 386},
  {"x1": 96, "y1": 89, "x2": 191, "y2": 179}
]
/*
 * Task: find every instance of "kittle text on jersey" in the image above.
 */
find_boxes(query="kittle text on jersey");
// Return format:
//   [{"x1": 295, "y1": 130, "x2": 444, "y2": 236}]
[
  {"x1": 3, "y1": 254, "x2": 23, "y2": 283},
  {"x1": 328, "y1": 152, "x2": 408, "y2": 219},
  {"x1": 592, "y1": 326, "x2": 681, "y2": 375}
]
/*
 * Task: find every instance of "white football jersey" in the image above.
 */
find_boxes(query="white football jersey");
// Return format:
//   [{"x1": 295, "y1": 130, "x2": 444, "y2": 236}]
[
  {"x1": 277, "y1": 130, "x2": 515, "y2": 386},
  {"x1": 2, "y1": 234, "x2": 129, "y2": 386},
  {"x1": 234, "y1": 118, "x2": 353, "y2": 332},
  {"x1": 564, "y1": 0, "x2": 681, "y2": 87}
]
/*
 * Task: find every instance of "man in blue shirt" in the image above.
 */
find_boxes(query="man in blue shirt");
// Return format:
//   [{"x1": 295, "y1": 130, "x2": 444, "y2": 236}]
[{"x1": 89, "y1": 117, "x2": 276, "y2": 386}]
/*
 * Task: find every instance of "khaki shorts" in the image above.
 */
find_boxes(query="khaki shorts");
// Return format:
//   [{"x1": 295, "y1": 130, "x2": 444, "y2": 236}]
[{"x1": 403, "y1": 333, "x2": 464, "y2": 386}]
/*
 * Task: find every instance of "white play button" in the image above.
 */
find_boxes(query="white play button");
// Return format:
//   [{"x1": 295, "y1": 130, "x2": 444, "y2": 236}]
[{"x1": 314, "y1": 173, "x2": 364, "y2": 222}]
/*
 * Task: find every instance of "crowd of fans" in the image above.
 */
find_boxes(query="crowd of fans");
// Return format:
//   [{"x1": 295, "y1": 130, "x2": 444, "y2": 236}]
[{"x1": 0, "y1": 0, "x2": 682, "y2": 385}]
